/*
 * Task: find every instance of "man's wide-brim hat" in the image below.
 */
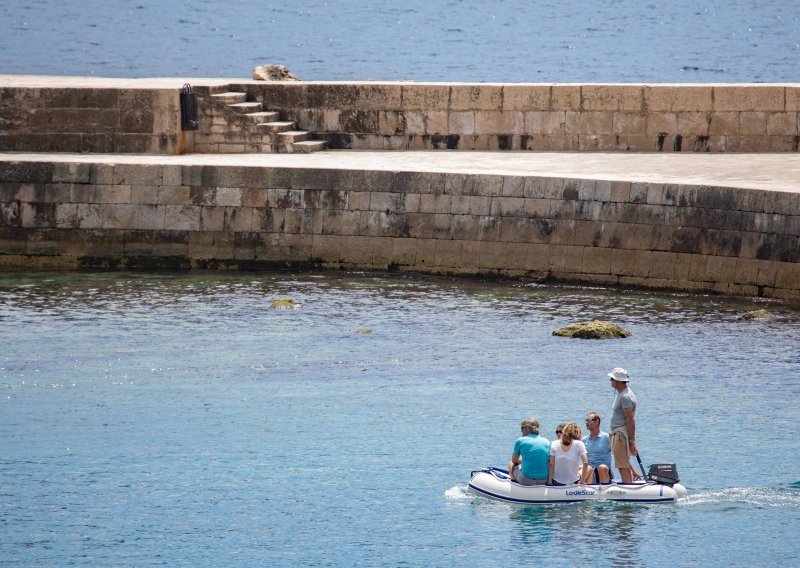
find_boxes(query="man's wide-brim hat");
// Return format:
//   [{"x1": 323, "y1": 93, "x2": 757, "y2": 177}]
[{"x1": 607, "y1": 367, "x2": 630, "y2": 382}]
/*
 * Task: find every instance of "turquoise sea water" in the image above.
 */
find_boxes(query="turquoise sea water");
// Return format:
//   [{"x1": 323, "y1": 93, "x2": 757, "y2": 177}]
[
  {"x1": 1, "y1": 0, "x2": 798, "y2": 82},
  {"x1": 1, "y1": 271, "x2": 799, "y2": 566}
]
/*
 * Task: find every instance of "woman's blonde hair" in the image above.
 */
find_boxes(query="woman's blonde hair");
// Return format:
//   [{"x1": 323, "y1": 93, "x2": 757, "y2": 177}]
[{"x1": 560, "y1": 422, "x2": 582, "y2": 445}]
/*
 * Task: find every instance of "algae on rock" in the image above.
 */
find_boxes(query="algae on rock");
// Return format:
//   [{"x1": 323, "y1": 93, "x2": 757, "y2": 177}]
[
  {"x1": 552, "y1": 320, "x2": 631, "y2": 339},
  {"x1": 739, "y1": 309, "x2": 775, "y2": 321}
]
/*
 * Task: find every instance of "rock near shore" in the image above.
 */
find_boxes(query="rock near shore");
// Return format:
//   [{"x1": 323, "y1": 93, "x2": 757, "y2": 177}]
[
  {"x1": 252, "y1": 64, "x2": 301, "y2": 81},
  {"x1": 552, "y1": 320, "x2": 631, "y2": 339},
  {"x1": 738, "y1": 309, "x2": 775, "y2": 321}
]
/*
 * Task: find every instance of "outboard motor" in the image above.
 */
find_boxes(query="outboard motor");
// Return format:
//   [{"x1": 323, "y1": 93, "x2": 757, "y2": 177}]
[{"x1": 648, "y1": 463, "x2": 680, "y2": 486}]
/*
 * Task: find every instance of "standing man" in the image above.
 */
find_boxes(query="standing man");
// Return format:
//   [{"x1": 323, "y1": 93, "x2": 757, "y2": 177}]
[
  {"x1": 608, "y1": 368, "x2": 638, "y2": 484},
  {"x1": 582, "y1": 411, "x2": 613, "y2": 483},
  {"x1": 508, "y1": 418, "x2": 550, "y2": 486}
]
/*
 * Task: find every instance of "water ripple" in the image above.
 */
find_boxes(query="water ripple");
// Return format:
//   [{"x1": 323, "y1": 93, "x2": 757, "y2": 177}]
[
  {"x1": 1, "y1": 269, "x2": 798, "y2": 565},
  {"x1": 0, "y1": 0, "x2": 797, "y2": 81}
]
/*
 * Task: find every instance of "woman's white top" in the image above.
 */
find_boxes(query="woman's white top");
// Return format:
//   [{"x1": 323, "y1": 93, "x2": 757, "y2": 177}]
[{"x1": 550, "y1": 440, "x2": 587, "y2": 484}]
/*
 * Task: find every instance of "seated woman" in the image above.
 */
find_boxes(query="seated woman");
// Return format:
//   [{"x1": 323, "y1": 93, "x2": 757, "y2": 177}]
[{"x1": 548, "y1": 422, "x2": 588, "y2": 486}]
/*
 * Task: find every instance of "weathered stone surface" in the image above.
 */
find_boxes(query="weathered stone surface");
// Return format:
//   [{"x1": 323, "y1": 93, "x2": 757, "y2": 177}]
[
  {"x1": 354, "y1": 85, "x2": 401, "y2": 111},
  {"x1": 713, "y1": 86, "x2": 784, "y2": 112},
  {"x1": 551, "y1": 86, "x2": 581, "y2": 111},
  {"x1": 401, "y1": 85, "x2": 450, "y2": 111},
  {"x1": 552, "y1": 320, "x2": 631, "y2": 339},
  {"x1": 450, "y1": 85, "x2": 502, "y2": 112},
  {"x1": 1, "y1": 150, "x2": 800, "y2": 297},
  {"x1": 582, "y1": 85, "x2": 642, "y2": 111},
  {"x1": 53, "y1": 162, "x2": 91, "y2": 184},
  {"x1": 4, "y1": 80, "x2": 794, "y2": 156},
  {"x1": 0, "y1": 162, "x2": 54, "y2": 184},
  {"x1": 644, "y1": 86, "x2": 713, "y2": 112},
  {"x1": 503, "y1": 85, "x2": 550, "y2": 111},
  {"x1": 252, "y1": 65, "x2": 300, "y2": 81},
  {"x1": 567, "y1": 111, "x2": 613, "y2": 135}
]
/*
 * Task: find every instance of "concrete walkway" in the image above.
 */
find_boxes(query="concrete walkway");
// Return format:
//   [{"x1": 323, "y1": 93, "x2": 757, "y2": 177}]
[
  {"x1": 0, "y1": 75, "x2": 245, "y2": 89},
  {"x1": 3, "y1": 151, "x2": 800, "y2": 193}
]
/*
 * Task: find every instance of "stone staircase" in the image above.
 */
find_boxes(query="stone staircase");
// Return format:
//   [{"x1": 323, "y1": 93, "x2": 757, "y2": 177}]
[{"x1": 206, "y1": 91, "x2": 326, "y2": 154}]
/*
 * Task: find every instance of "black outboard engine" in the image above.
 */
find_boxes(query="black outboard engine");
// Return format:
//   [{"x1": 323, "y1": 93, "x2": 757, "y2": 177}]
[{"x1": 648, "y1": 463, "x2": 680, "y2": 486}]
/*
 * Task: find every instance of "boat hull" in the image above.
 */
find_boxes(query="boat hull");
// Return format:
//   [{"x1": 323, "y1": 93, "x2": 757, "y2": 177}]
[{"x1": 468, "y1": 468, "x2": 685, "y2": 504}]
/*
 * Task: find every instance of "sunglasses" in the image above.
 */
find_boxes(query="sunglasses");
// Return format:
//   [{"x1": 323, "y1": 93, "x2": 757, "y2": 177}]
[
  {"x1": 555, "y1": 430, "x2": 563, "y2": 435},
  {"x1": 585, "y1": 417, "x2": 598, "y2": 422}
]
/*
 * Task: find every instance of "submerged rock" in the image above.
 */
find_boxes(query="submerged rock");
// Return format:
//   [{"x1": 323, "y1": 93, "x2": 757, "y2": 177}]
[
  {"x1": 252, "y1": 64, "x2": 300, "y2": 81},
  {"x1": 739, "y1": 309, "x2": 775, "y2": 321},
  {"x1": 270, "y1": 298, "x2": 297, "y2": 309},
  {"x1": 552, "y1": 320, "x2": 631, "y2": 339}
]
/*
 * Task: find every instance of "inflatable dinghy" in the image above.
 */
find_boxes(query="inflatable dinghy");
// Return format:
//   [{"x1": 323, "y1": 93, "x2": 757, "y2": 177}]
[{"x1": 469, "y1": 465, "x2": 687, "y2": 504}]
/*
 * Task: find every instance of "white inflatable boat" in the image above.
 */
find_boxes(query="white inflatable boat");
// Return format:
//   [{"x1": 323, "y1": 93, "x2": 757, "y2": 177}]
[{"x1": 469, "y1": 467, "x2": 687, "y2": 504}]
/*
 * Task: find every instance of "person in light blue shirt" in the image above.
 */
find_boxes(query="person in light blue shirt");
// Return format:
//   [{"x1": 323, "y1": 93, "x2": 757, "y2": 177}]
[
  {"x1": 582, "y1": 411, "x2": 613, "y2": 483},
  {"x1": 508, "y1": 418, "x2": 550, "y2": 485}
]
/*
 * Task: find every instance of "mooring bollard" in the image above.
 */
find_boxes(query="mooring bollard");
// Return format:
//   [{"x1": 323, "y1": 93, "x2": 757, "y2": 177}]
[{"x1": 180, "y1": 83, "x2": 198, "y2": 131}]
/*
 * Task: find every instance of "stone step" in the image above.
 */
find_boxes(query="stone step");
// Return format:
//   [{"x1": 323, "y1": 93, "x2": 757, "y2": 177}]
[
  {"x1": 243, "y1": 111, "x2": 281, "y2": 124},
  {"x1": 227, "y1": 102, "x2": 263, "y2": 114},
  {"x1": 258, "y1": 121, "x2": 296, "y2": 133},
  {"x1": 277, "y1": 130, "x2": 311, "y2": 144},
  {"x1": 292, "y1": 140, "x2": 327, "y2": 153},
  {"x1": 210, "y1": 92, "x2": 247, "y2": 104}
]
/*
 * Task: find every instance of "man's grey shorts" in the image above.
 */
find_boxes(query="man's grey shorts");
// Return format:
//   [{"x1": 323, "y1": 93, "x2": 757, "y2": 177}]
[{"x1": 518, "y1": 475, "x2": 548, "y2": 486}]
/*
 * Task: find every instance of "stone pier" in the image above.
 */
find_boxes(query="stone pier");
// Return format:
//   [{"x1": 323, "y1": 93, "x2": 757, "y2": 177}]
[
  {"x1": 2, "y1": 76, "x2": 798, "y2": 154},
  {"x1": 1, "y1": 75, "x2": 800, "y2": 298},
  {"x1": 2, "y1": 151, "x2": 799, "y2": 298}
]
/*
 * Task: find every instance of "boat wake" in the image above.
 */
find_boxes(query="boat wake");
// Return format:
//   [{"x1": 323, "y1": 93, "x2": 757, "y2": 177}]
[
  {"x1": 444, "y1": 483, "x2": 475, "y2": 501},
  {"x1": 680, "y1": 486, "x2": 800, "y2": 509}
]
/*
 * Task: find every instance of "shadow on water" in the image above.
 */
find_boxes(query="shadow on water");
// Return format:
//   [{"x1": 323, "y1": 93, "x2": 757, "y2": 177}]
[{"x1": 505, "y1": 502, "x2": 656, "y2": 565}]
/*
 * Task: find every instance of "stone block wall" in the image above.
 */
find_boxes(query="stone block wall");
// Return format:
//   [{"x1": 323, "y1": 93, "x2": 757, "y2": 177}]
[
  {"x1": 233, "y1": 82, "x2": 800, "y2": 152},
  {"x1": 1, "y1": 80, "x2": 799, "y2": 154},
  {"x1": 0, "y1": 86, "x2": 190, "y2": 154},
  {"x1": 2, "y1": 157, "x2": 800, "y2": 298}
]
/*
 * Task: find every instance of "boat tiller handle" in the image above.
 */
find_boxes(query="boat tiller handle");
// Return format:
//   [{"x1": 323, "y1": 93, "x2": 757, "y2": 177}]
[{"x1": 635, "y1": 453, "x2": 648, "y2": 481}]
